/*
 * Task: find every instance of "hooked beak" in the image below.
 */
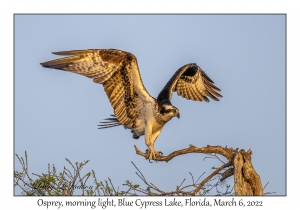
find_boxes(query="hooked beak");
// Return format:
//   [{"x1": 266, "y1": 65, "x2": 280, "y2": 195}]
[{"x1": 176, "y1": 112, "x2": 180, "y2": 119}]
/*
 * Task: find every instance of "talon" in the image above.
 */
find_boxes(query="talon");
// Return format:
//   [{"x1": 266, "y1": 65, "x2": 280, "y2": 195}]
[
  {"x1": 145, "y1": 147, "x2": 162, "y2": 162},
  {"x1": 145, "y1": 149, "x2": 153, "y2": 162}
]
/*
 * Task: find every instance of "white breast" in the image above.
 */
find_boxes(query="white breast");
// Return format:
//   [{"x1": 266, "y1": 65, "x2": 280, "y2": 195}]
[{"x1": 129, "y1": 99, "x2": 163, "y2": 137}]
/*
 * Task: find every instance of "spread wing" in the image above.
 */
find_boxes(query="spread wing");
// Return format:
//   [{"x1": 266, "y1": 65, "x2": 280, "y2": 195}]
[
  {"x1": 41, "y1": 49, "x2": 153, "y2": 127},
  {"x1": 157, "y1": 63, "x2": 222, "y2": 103}
]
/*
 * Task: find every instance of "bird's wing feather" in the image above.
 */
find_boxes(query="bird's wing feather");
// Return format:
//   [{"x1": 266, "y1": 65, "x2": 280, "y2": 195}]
[
  {"x1": 41, "y1": 49, "x2": 153, "y2": 126},
  {"x1": 157, "y1": 63, "x2": 222, "y2": 103}
]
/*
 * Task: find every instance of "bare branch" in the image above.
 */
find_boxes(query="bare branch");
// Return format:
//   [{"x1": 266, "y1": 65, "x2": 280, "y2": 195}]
[
  {"x1": 195, "y1": 172, "x2": 206, "y2": 184},
  {"x1": 220, "y1": 168, "x2": 234, "y2": 181},
  {"x1": 178, "y1": 178, "x2": 186, "y2": 188},
  {"x1": 193, "y1": 162, "x2": 232, "y2": 195},
  {"x1": 263, "y1": 181, "x2": 269, "y2": 190},
  {"x1": 134, "y1": 144, "x2": 235, "y2": 162}
]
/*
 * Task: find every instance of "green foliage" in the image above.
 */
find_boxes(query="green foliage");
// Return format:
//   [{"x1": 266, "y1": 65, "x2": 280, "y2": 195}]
[
  {"x1": 14, "y1": 151, "x2": 236, "y2": 196},
  {"x1": 14, "y1": 151, "x2": 143, "y2": 196}
]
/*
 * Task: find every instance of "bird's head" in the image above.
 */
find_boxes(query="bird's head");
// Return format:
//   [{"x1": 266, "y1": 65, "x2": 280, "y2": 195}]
[{"x1": 159, "y1": 103, "x2": 180, "y2": 122}]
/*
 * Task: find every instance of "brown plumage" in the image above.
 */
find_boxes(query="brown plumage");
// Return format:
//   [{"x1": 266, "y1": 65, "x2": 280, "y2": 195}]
[
  {"x1": 41, "y1": 49, "x2": 222, "y2": 160},
  {"x1": 41, "y1": 49, "x2": 150, "y2": 128},
  {"x1": 157, "y1": 63, "x2": 222, "y2": 103}
]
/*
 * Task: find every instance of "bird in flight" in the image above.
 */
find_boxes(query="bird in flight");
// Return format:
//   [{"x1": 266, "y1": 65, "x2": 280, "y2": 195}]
[{"x1": 41, "y1": 49, "x2": 222, "y2": 160}]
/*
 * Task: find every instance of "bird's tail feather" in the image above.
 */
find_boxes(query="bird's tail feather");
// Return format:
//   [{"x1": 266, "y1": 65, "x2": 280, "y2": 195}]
[{"x1": 97, "y1": 114, "x2": 122, "y2": 129}]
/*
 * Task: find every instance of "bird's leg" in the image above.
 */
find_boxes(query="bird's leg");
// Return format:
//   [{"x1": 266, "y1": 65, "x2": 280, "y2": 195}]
[
  {"x1": 145, "y1": 125, "x2": 162, "y2": 160},
  {"x1": 146, "y1": 144, "x2": 160, "y2": 160}
]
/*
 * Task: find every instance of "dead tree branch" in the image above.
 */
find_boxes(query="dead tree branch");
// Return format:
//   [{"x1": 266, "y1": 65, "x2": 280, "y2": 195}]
[
  {"x1": 193, "y1": 162, "x2": 232, "y2": 195},
  {"x1": 134, "y1": 144, "x2": 235, "y2": 162},
  {"x1": 134, "y1": 144, "x2": 263, "y2": 196},
  {"x1": 233, "y1": 149, "x2": 263, "y2": 195}
]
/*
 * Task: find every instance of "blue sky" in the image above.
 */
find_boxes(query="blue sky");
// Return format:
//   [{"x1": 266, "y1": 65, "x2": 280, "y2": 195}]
[{"x1": 14, "y1": 15, "x2": 285, "y2": 195}]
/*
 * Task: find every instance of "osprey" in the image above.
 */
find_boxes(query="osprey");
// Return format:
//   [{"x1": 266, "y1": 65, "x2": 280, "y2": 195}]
[{"x1": 41, "y1": 49, "x2": 222, "y2": 160}]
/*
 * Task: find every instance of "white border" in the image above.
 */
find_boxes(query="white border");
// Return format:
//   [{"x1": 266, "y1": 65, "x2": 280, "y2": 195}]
[{"x1": 2, "y1": 0, "x2": 297, "y2": 209}]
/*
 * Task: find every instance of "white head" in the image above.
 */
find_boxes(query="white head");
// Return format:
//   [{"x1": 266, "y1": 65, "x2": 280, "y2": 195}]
[{"x1": 159, "y1": 104, "x2": 180, "y2": 122}]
